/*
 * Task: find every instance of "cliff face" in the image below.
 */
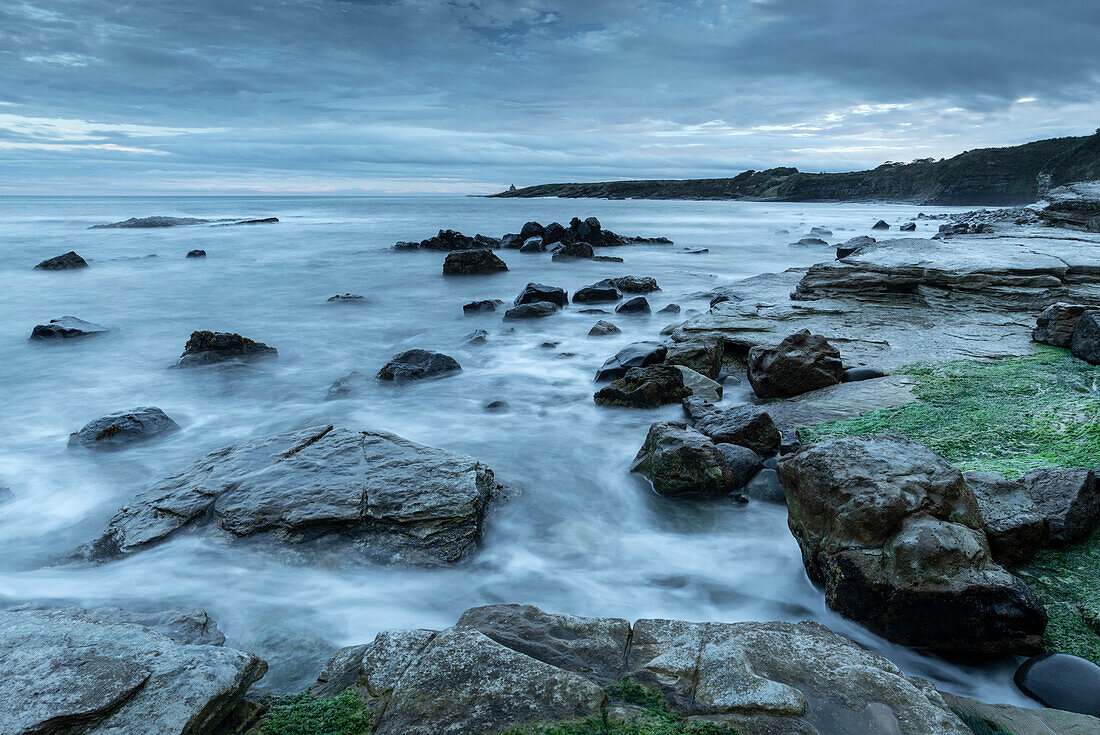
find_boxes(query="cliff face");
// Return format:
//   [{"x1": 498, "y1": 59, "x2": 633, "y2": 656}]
[{"x1": 493, "y1": 133, "x2": 1100, "y2": 205}]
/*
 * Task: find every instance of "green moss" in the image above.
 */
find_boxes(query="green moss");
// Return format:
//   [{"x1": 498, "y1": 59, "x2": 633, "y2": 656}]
[
  {"x1": 953, "y1": 710, "x2": 1015, "y2": 735},
  {"x1": 259, "y1": 689, "x2": 371, "y2": 735},
  {"x1": 799, "y1": 347, "x2": 1100, "y2": 479}
]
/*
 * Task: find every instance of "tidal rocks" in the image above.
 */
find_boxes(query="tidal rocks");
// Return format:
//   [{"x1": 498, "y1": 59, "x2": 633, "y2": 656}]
[
  {"x1": 656, "y1": 303, "x2": 681, "y2": 314},
  {"x1": 463, "y1": 298, "x2": 504, "y2": 314},
  {"x1": 395, "y1": 229, "x2": 490, "y2": 251},
  {"x1": 86, "y1": 425, "x2": 501, "y2": 565},
  {"x1": 186, "y1": 249, "x2": 207, "y2": 259},
  {"x1": 1021, "y1": 467, "x2": 1100, "y2": 544},
  {"x1": 519, "y1": 236, "x2": 545, "y2": 252},
  {"x1": 0, "y1": 606, "x2": 266, "y2": 735},
  {"x1": 587, "y1": 320, "x2": 620, "y2": 337},
  {"x1": 810, "y1": 226, "x2": 832, "y2": 237},
  {"x1": 941, "y1": 692, "x2": 1100, "y2": 735},
  {"x1": 842, "y1": 366, "x2": 887, "y2": 382},
  {"x1": 716, "y1": 443, "x2": 763, "y2": 489},
  {"x1": 594, "y1": 365, "x2": 690, "y2": 408},
  {"x1": 664, "y1": 337, "x2": 723, "y2": 379},
  {"x1": 326, "y1": 370, "x2": 369, "y2": 399},
  {"x1": 597, "y1": 275, "x2": 659, "y2": 293},
  {"x1": 673, "y1": 365, "x2": 722, "y2": 402},
  {"x1": 743, "y1": 468, "x2": 786, "y2": 503},
  {"x1": 594, "y1": 341, "x2": 667, "y2": 381},
  {"x1": 515, "y1": 282, "x2": 568, "y2": 308},
  {"x1": 520, "y1": 221, "x2": 544, "y2": 240},
  {"x1": 92, "y1": 216, "x2": 211, "y2": 228},
  {"x1": 682, "y1": 396, "x2": 781, "y2": 455},
  {"x1": 615, "y1": 296, "x2": 650, "y2": 314},
  {"x1": 175, "y1": 331, "x2": 276, "y2": 367},
  {"x1": 872, "y1": 219, "x2": 890, "y2": 230},
  {"x1": 790, "y1": 237, "x2": 829, "y2": 247},
  {"x1": 442, "y1": 249, "x2": 508, "y2": 275},
  {"x1": 1033, "y1": 303, "x2": 1087, "y2": 347},
  {"x1": 964, "y1": 471, "x2": 1049, "y2": 565},
  {"x1": 377, "y1": 349, "x2": 461, "y2": 382},
  {"x1": 30, "y1": 316, "x2": 109, "y2": 340},
  {"x1": 900, "y1": 222, "x2": 917, "y2": 231},
  {"x1": 68, "y1": 407, "x2": 180, "y2": 450},
  {"x1": 747, "y1": 329, "x2": 844, "y2": 399},
  {"x1": 327, "y1": 293, "x2": 364, "y2": 303},
  {"x1": 779, "y1": 435, "x2": 1046, "y2": 654},
  {"x1": 35, "y1": 251, "x2": 88, "y2": 270},
  {"x1": 836, "y1": 235, "x2": 875, "y2": 259},
  {"x1": 1070, "y1": 310, "x2": 1100, "y2": 364},
  {"x1": 572, "y1": 284, "x2": 621, "y2": 303},
  {"x1": 551, "y1": 242, "x2": 594, "y2": 260},
  {"x1": 462, "y1": 329, "x2": 489, "y2": 346},
  {"x1": 1015, "y1": 653, "x2": 1100, "y2": 716},
  {"x1": 630, "y1": 421, "x2": 736, "y2": 496},
  {"x1": 504, "y1": 302, "x2": 557, "y2": 320}
]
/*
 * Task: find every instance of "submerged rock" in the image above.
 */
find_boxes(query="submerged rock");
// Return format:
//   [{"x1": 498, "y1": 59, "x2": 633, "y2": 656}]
[
  {"x1": 327, "y1": 293, "x2": 364, "y2": 303},
  {"x1": 30, "y1": 316, "x2": 109, "y2": 340},
  {"x1": 1033, "y1": 303, "x2": 1086, "y2": 347},
  {"x1": 515, "y1": 282, "x2": 568, "y2": 308},
  {"x1": 594, "y1": 365, "x2": 690, "y2": 408},
  {"x1": 442, "y1": 249, "x2": 508, "y2": 275},
  {"x1": 86, "y1": 425, "x2": 502, "y2": 565},
  {"x1": 790, "y1": 237, "x2": 829, "y2": 247},
  {"x1": 186, "y1": 249, "x2": 207, "y2": 259},
  {"x1": 326, "y1": 370, "x2": 370, "y2": 399},
  {"x1": 747, "y1": 329, "x2": 844, "y2": 399},
  {"x1": 615, "y1": 296, "x2": 650, "y2": 314},
  {"x1": 91, "y1": 216, "x2": 211, "y2": 228},
  {"x1": 377, "y1": 349, "x2": 461, "y2": 382},
  {"x1": 594, "y1": 341, "x2": 667, "y2": 381},
  {"x1": 630, "y1": 421, "x2": 736, "y2": 496},
  {"x1": 463, "y1": 298, "x2": 504, "y2": 314},
  {"x1": 587, "y1": 320, "x2": 620, "y2": 337},
  {"x1": 68, "y1": 407, "x2": 180, "y2": 449},
  {"x1": 34, "y1": 251, "x2": 88, "y2": 270},
  {"x1": 573, "y1": 284, "x2": 621, "y2": 303},
  {"x1": 174, "y1": 331, "x2": 276, "y2": 367},
  {"x1": 681, "y1": 396, "x2": 781, "y2": 455},
  {"x1": 503, "y1": 302, "x2": 557, "y2": 320}
]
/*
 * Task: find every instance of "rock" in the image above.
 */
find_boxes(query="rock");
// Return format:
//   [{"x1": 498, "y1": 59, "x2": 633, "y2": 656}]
[
  {"x1": 615, "y1": 296, "x2": 650, "y2": 314},
  {"x1": 592, "y1": 255, "x2": 624, "y2": 262},
  {"x1": 442, "y1": 249, "x2": 508, "y2": 275},
  {"x1": 515, "y1": 283, "x2": 568, "y2": 308},
  {"x1": 1070, "y1": 310, "x2": 1100, "y2": 364},
  {"x1": 395, "y1": 229, "x2": 485, "y2": 251},
  {"x1": 681, "y1": 396, "x2": 781, "y2": 455},
  {"x1": 174, "y1": 331, "x2": 276, "y2": 367},
  {"x1": 92, "y1": 216, "x2": 211, "y2": 228},
  {"x1": 519, "y1": 236, "x2": 545, "y2": 253},
  {"x1": 578, "y1": 308, "x2": 608, "y2": 314},
  {"x1": 680, "y1": 248, "x2": 708, "y2": 254},
  {"x1": 520, "y1": 221, "x2": 544, "y2": 240},
  {"x1": 1015, "y1": 653, "x2": 1100, "y2": 716},
  {"x1": 462, "y1": 329, "x2": 489, "y2": 346},
  {"x1": 743, "y1": 468, "x2": 786, "y2": 503},
  {"x1": 29, "y1": 316, "x2": 109, "y2": 340},
  {"x1": 0, "y1": 487, "x2": 12, "y2": 504},
  {"x1": 327, "y1": 293, "x2": 364, "y2": 303},
  {"x1": 1022, "y1": 467, "x2": 1100, "y2": 544},
  {"x1": 501, "y1": 233, "x2": 522, "y2": 249},
  {"x1": 594, "y1": 341, "x2": 667, "y2": 381},
  {"x1": 630, "y1": 421, "x2": 736, "y2": 496},
  {"x1": 747, "y1": 329, "x2": 844, "y2": 399},
  {"x1": 790, "y1": 237, "x2": 829, "y2": 247},
  {"x1": 842, "y1": 366, "x2": 887, "y2": 382},
  {"x1": 475, "y1": 234, "x2": 502, "y2": 248},
  {"x1": 779, "y1": 435, "x2": 1047, "y2": 654},
  {"x1": 503, "y1": 302, "x2": 557, "y2": 320},
  {"x1": 665, "y1": 337, "x2": 723, "y2": 378},
  {"x1": 810, "y1": 227, "x2": 833, "y2": 237},
  {"x1": 17, "y1": 605, "x2": 229, "y2": 646},
  {"x1": 377, "y1": 349, "x2": 461, "y2": 381},
  {"x1": 1034, "y1": 303, "x2": 1087, "y2": 347},
  {"x1": 594, "y1": 365, "x2": 690, "y2": 408},
  {"x1": 941, "y1": 691, "x2": 1100, "y2": 735},
  {"x1": 872, "y1": 219, "x2": 890, "y2": 229},
  {"x1": 86, "y1": 425, "x2": 501, "y2": 565},
  {"x1": 463, "y1": 299, "x2": 504, "y2": 314},
  {"x1": 716, "y1": 443, "x2": 763, "y2": 489},
  {"x1": 900, "y1": 222, "x2": 917, "y2": 231},
  {"x1": 673, "y1": 365, "x2": 722, "y2": 402},
  {"x1": 596, "y1": 275, "x2": 659, "y2": 293},
  {"x1": 34, "y1": 251, "x2": 88, "y2": 270},
  {"x1": 551, "y1": 242, "x2": 594, "y2": 260},
  {"x1": 572, "y1": 284, "x2": 621, "y2": 303},
  {"x1": 484, "y1": 400, "x2": 509, "y2": 412},
  {"x1": 587, "y1": 320, "x2": 620, "y2": 337},
  {"x1": 836, "y1": 235, "x2": 876, "y2": 259},
  {"x1": 965, "y1": 471, "x2": 1049, "y2": 565},
  {"x1": 0, "y1": 606, "x2": 265, "y2": 735},
  {"x1": 68, "y1": 407, "x2": 180, "y2": 450},
  {"x1": 656, "y1": 303, "x2": 681, "y2": 314},
  {"x1": 543, "y1": 222, "x2": 572, "y2": 245},
  {"x1": 326, "y1": 370, "x2": 370, "y2": 399},
  {"x1": 186, "y1": 249, "x2": 207, "y2": 259}
]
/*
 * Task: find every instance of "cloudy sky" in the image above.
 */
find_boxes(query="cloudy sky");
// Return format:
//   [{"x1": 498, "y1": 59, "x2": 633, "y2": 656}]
[{"x1": 2, "y1": 0, "x2": 1099, "y2": 194}]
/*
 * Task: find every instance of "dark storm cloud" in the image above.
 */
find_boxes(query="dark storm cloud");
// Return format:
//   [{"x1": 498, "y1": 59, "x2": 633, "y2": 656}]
[{"x1": 0, "y1": 0, "x2": 1097, "y2": 193}]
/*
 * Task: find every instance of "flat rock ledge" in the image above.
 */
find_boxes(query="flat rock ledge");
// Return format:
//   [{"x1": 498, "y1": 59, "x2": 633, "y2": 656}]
[{"x1": 84, "y1": 425, "x2": 503, "y2": 565}]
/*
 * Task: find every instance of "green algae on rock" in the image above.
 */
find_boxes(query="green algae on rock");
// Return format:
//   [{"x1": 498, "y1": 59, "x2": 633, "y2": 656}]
[{"x1": 259, "y1": 689, "x2": 370, "y2": 735}]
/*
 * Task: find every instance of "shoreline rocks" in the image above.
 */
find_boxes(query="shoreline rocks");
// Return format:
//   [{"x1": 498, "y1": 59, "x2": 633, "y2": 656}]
[
  {"x1": 442, "y1": 249, "x2": 508, "y2": 275},
  {"x1": 594, "y1": 365, "x2": 690, "y2": 408},
  {"x1": 630, "y1": 421, "x2": 739, "y2": 496},
  {"x1": 377, "y1": 349, "x2": 461, "y2": 382},
  {"x1": 747, "y1": 329, "x2": 844, "y2": 399},
  {"x1": 30, "y1": 316, "x2": 109, "y2": 340},
  {"x1": 174, "y1": 331, "x2": 277, "y2": 367},
  {"x1": 68, "y1": 407, "x2": 180, "y2": 449},
  {"x1": 35, "y1": 251, "x2": 88, "y2": 270}
]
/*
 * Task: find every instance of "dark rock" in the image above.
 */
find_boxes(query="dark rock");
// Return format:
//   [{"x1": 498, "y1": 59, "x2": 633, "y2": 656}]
[
  {"x1": 1033, "y1": 303, "x2": 1087, "y2": 347},
  {"x1": 594, "y1": 365, "x2": 690, "y2": 408},
  {"x1": 484, "y1": 400, "x2": 509, "y2": 412},
  {"x1": 515, "y1": 283, "x2": 568, "y2": 308},
  {"x1": 35, "y1": 251, "x2": 88, "y2": 270},
  {"x1": 68, "y1": 407, "x2": 180, "y2": 450},
  {"x1": 836, "y1": 235, "x2": 876, "y2": 259},
  {"x1": 520, "y1": 221, "x2": 544, "y2": 240},
  {"x1": 1015, "y1": 653, "x2": 1100, "y2": 716},
  {"x1": 501, "y1": 233, "x2": 522, "y2": 249},
  {"x1": 810, "y1": 227, "x2": 832, "y2": 237},
  {"x1": 900, "y1": 222, "x2": 917, "y2": 231},
  {"x1": 747, "y1": 329, "x2": 844, "y2": 399},
  {"x1": 592, "y1": 255, "x2": 624, "y2": 263},
  {"x1": 539, "y1": 341, "x2": 559, "y2": 349},
  {"x1": 790, "y1": 237, "x2": 829, "y2": 247},
  {"x1": 594, "y1": 341, "x2": 667, "y2": 381},
  {"x1": 442, "y1": 249, "x2": 508, "y2": 275},
  {"x1": 941, "y1": 690, "x2": 1100, "y2": 735},
  {"x1": 743, "y1": 468, "x2": 786, "y2": 503},
  {"x1": 378, "y1": 349, "x2": 461, "y2": 381},
  {"x1": 779, "y1": 434, "x2": 1047, "y2": 654},
  {"x1": 842, "y1": 366, "x2": 887, "y2": 382},
  {"x1": 396, "y1": 229, "x2": 486, "y2": 251},
  {"x1": 596, "y1": 276, "x2": 659, "y2": 293},
  {"x1": 630, "y1": 421, "x2": 737, "y2": 496},
  {"x1": 656, "y1": 304, "x2": 681, "y2": 314},
  {"x1": 682, "y1": 396, "x2": 781, "y2": 455},
  {"x1": 615, "y1": 296, "x2": 650, "y2": 314},
  {"x1": 92, "y1": 216, "x2": 210, "y2": 228},
  {"x1": 463, "y1": 299, "x2": 504, "y2": 315},
  {"x1": 1070, "y1": 310, "x2": 1100, "y2": 364},
  {"x1": 326, "y1": 370, "x2": 369, "y2": 400},
  {"x1": 577, "y1": 308, "x2": 608, "y2": 314},
  {"x1": 542, "y1": 222, "x2": 573, "y2": 246},
  {"x1": 964, "y1": 471, "x2": 1049, "y2": 565},
  {"x1": 780, "y1": 430, "x2": 801, "y2": 455},
  {"x1": 680, "y1": 248, "x2": 708, "y2": 254},
  {"x1": 475, "y1": 234, "x2": 502, "y2": 248},
  {"x1": 665, "y1": 338, "x2": 723, "y2": 379},
  {"x1": 573, "y1": 284, "x2": 621, "y2": 303},
  {"x1": 1022, "y1": 467, "x2": 1100, "y2": 544},
  {"x1": 551, "y1": 242, "x2": 594, "y2": 260},
  {"x1": 175, "y1": 331, "x2": 276, "y2": 367},
  {"x1": 519, "y1": 236, "x2": 545, "y2": 253},
  {"x1": 872, "y1": 219, "x2": 890, "y2": 230},
  {"x1": 587, "y1": 320, "x2": 620, "y2": 337},
  {"x1": 30, "y1": 316, "x2": 109, "y2": 340},
  {"x1": 327, "y1": 293, "x2": 364, "y2": 303},
  {"x1": 710, "y1": 294, "x2": 733, "y2": 308},
  {"x1": 504, "y1": 302, "x2": 557, "y2": 320},
  {"x1": 716, "y1": 443, "x2": 764, "y2": 489},
  {"x1": 186, "y1": 249, "x2": 207, "y2": 259},
  {"x1": 462, "y1": 329, "x2": 489, "y2": 346}
]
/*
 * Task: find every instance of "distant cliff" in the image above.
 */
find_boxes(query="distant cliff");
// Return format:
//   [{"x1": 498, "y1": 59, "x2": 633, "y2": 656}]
[{"x1": 491, "y1": 132, "x2": 1100, "y2": 205}]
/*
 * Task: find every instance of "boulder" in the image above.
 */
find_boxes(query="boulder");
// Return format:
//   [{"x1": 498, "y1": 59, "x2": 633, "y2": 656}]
[
  {"x1": 515, "y1": 283, "x2": 568, "y2": 308},
  {"x1": 630, "y1": 421, "x2": 736, "y2": 496},
  {"x1": 501, "y1": 233, "x2": 522, "y2": 249},
  {"x1": 656, "y1": 303, "x2": 681, "y2": 314},
  {"x1": 587, "y1": 320, "x2": 620, "y2": 337},
  {"x1": 542, "y1": 222, "x2": 574, "y2": 246},
  {"x1": 747, "y1": 329, "x2": 844, "y2": 399},
  {"x1": 942, "y1": 691, "x2": 1100, "y2": 735},
  {"x1": 68, "y1": 407, "x2": 180, "y2": 450},
  {"x1": 810, "y1": 227, "x2": 832, "y2": 236},
  {"x1": 551, "y1": 242, "x2": 594, "y2": 260},
  {"x1": 326, "y1": 370, "x2": 370, "y2": 399},
  {"x1": 520, "y1": 221, "x2": 544, "y2": 240},
  {"x1": 30, "y1": 316, "x2": 109, "y2": 340},
  {"x1": 1033, "y1": 303, "x2": 1087, "y2": 347},
  {"x1": 572, "y1": 284, "x2": 621, "y2": 303},
  {"x1": 174, "y1": 331, "x2": 276, "y2": 367},
  {"x1": 462, "y1": 329, "x2": 489, "y2": 346},
  {"x1": 716, "y1": 443, "x2": 763, "y2": 489},
  {"x1": 327, "y1": 293, "x2": 364, "y2": 303},
  {"x1": 442, "y1": 249, "x2": 508, "y2": 275},
  {"x1": 964, "y1": 471, "x2": 1049, "y2": 565},
  {"x1": 615, "y1": 296, "x2": 650, "y2": 314},
  {"x1": 463, "y1": 299, "x2": 504, "y2": 314},
  {"x1": 86, "y1": 425, "x2": 502, "y2": 565},
  {"x1": 1015, "y1": 653, "x2": 1100, "y2": 717},
  {"x1": 377, "y1": 349, "x2": 461, "y2": 382},
  {"x1": 673, "y1": 365, "x2": 722, "y2": 402},
  {"x1": 186, "y1": 249, "x2": 207, "y2": 259},
  {"x1": 743, "y1": 468, "x2": 786, "y2": 503},
  {"x1": 842, "y1": 366, "x2": 887, "y2": 382},
  {"x1": 664, "y1": 337, "x2": 723, "y2": 379},
  {"x1": 1022, "y1": 467, "x2": 1100, "y2": 544},
  {"x1": 790, "y1": 237, "x2": 829, "y2": 247},
  {"x1": 596, "y1": 275, "x2": 659, "y2": 293},
  {"x1": 594, "y1": 365, "x2": 690, "y2": 408},
  {"x1": 681, "y1": 396, "x2": 781, "y2": 455},
  {"x1": 396, "y1": 229, "x2": 485, "y2": 251},
  {"x1": 872, "y1": 219, "x2": 890, "y2": 230},
  {"x1": 900, "y1": 222, "x2": 917, "y2": 232},
  {"x1": 484, "y1": 400, "x2": 509, "y2": 412},
  {"x1": 503, "y1": 302, "x2": 557, "y2": 320},
  {"x1": 836, "y1": 235, "x2": 875, "y2": 259},
  {"x1": 35, "y1": 251, "x2": 88, "y2": 270},
  {"x1": 594, "y1": 341, "x2": 667, "y2": 381},
  {"x1": 1070, "y1": 310, "x2": 1100, "y2": 364},
  {"x1": 0, "y1": 607, "x2": 265, "y2": 735},
  {"x1": 779, "y1": 435, "x2": 1046, "y2": 654},
  {"x1": 519, "y1": 236, "x2": 545, "y2": 253}
]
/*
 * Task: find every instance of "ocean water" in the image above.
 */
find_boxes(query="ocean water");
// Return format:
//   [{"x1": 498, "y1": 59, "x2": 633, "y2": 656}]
[{"x1": 0, "y1": 195, "x2": 1028, "y2": 703}]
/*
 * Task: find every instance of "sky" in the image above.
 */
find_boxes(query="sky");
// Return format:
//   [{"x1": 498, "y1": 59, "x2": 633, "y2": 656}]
[{"x1": 1, "y1": 0, "x2": 1099, "y2": 195}]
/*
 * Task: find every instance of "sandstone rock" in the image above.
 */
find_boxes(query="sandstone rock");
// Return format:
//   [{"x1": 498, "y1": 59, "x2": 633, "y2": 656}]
[
  {"x1": 595, "y1": 341, "x2": 667, "y2": 381},
  {"x1": 30, "y1": 316, "x2": 109, "y2": 340},
  {"x1": 35, "y1": 251, "x2": 88, "y2": 270},
  {"x1": 463, "y1": 299, "x2": 504, "y2": 314},
  {"x1": 587, "y1": 320, "x2": 620, "y2": 337},
  {"x1": 674, "y1": 365, "x2": 722, "y2": 402},
  {"x1": 615, "y1": 296, "x2": 650, "y2": 314},
  {"x1": 1022, "y1": 467, "x2": 1100, "y2": 544},
  {"x1": 573, "y1": 284, "x2": 621, "y2": 303},
  {"x1": 1015, "y1": 653, "x2": 1100, "y2": 717},
  {"x1": 630, "y1": 421, "x2": 736, "y2": 496},
  {"x1": 442, "y1": 249, "x2": 508, "y2": 275},
  {"x1": 174, "y1": 331, "x2": 276, "y2": 367},
  {"x1": 515, "y1": 283, "x2": 568, "y2": 308},
  {"x1": 1033, "y1": 303, "x2": 1087, "y2": 347},
  {"x1": 964, "y1": 471, "x2": 1049, "y2": 565},
  {"x1": 377, "y1": 349, "x2": 461, "y2": 381},
  {"x1": 682, "y1": 397, "x2": 781, "y2": 455},
  {"x1": 594, "y1": 365, "x2": 690, "y2": 408},
  {"x1": 747, "y1": 329, "x2": 844, "y2": 399},
  {"x1": 665, "y1": 337, "x2": 723, "y2": 378},
  {"x1": 1070, "y1": 310, "x2": 1100, "y2": 364},
  {"x1": 504, "y1": 302, "x2": 557, "y2": 320},
  {"x1": 68, "y1": 407, "x2": 180, "y2": 450}
]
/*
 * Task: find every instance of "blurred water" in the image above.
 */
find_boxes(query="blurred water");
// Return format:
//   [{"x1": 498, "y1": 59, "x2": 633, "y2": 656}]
[{"x1": 0, "y1": 195, "x2": 1028, "y2": 703}]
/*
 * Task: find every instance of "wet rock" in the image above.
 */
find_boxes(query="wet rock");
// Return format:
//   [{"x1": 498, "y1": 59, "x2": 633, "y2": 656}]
[
  {"x1": 543, "y1": 221, "x2": 575, "y2": 245},
  {"x1": 1033, "y1": 303, "x2": 1087, "y2": 347},
  {"x1": 596, "y1": 275, "x2": 659, "y2": 293},
  {"x1": 682, "y1": 396, "x2": 781, "y2": 455},
  {"x1": 578, "y1": 308, "x2": 608, "y2": 314},
  {"x1": 1070, "y1": 310, "x2": 1100, "y2": 364},
  {"x1": 395, "y1": 229, "x2": 487, "y2": 251},
  {"x1": 942, "y1": 691, "x2": 1100, "y2": 735},
  {"x1": 790, "y1": 237, "x2": 829, "y2": 247},
  {"x1": 680, "y1": 248, "x2": 708, "y2": 254},
  {"x1": 842, "y1": 366, "x2": 887, "y2": 382},
  {"x1": 462, "y1": 329, "x2": 489, "y2": 346},
  {"x1": 665, "y1": 337, "x2": 723, "y2": 379},
  {"x1": 1022, "y1": 467, "x2": 1100, "y2": 544},
  {"x1": 174, "y1": 331, "x2": 276, "y2": 367},
  {"x1": 504, "y1": 302, "x2": 557, "y2": 320},
  {"x1": 836, "y1": 235, "x2": 876, "y2": 259},
  {"x1": 68, "y1": 407, "x2": 180, "y2": 450},
  {"x1": 673, "y1": 365, "x2": 722, "y2": 402},
  {"x1": 519, "y1": 236, "x2": 545, "y2": 252},
  {"x1": 592, "y1": 255, "x2": 624, "y2": 263},
  {"x1": 630, "y1": 421, "x2": 736, "y2": 496},
  {"x1": 964, "y1": 471, "x2": 1049, "y2": 565},
  {"x1": 186, "y1": 249, "x2": 207, "y2": 259},
  {"x1": 872, "y1": 219, "x2": 890, "y2": 230},
  {"x1": 656, "y1": 303, "x2": 681, "y2": 314},
  {"x1": 520, "y1": 221, "x2": 544, "y2": 240},
  {"x1": 743, "y1": 468, "x2": 786, "y2": 503},
  {"x1": 327, "y1": 293, "x2": 364, "y2": 303},
  {"x1": 484, "y1": 400, "x2": 509, "y2": 412},
  {"x1": 716, "y1": 443, "x2": 763, "y2": 489},
  {"x1": 18, "y1": 605, "x2": 229, "y2": 647},
  {"x1": 779, "y1": 435, "x2": 1046, "y2": 654},
  {"x1": 377, "y1": 349, "x2": 461, "y2": 381},
  {"x1": 900, "y1": 222, "x2": 917, "y2": 232},
  {"x1": 30, "y1": 316, "x2": 109, "y2": 340},
  {"x1": 86, "y1": 425, "x2": 502, "y2": 565},
  {"x1": 572, "y1": 284, "x2": 621, "y2": 303},
  {"x1": 92, "y1": 216, "x2": 211, "y2": 228},
  {"x1": 475, "y1": 234, "x2": 502, "y2": 248},
  {"x1": 810, "y1": 227, "x2": 833, "y2": 236},
  {"x1": 34, "y1": 251, "x2": 88, "y2": 270},
  {"x1": 515, "y1": 282, "x2": 568, "y2": 308},
  {"x1": 463, "y1": 298, "x2": 504, "y2": 315},
  {"x1": 326, "y1": 370, "x2": 369, "y2": 399},
  {"x1": 551, "y1": 242, "x2": 594, "y2": 260},
  {"x1": 747, "y1": 329, "x2": 844, "y2": 399},
  {"x1": 501, "y1": 233, "x2": 522, "y2": 249},
  {"x1": 1015, "y1": 653, "x2": 1100, "y2": 716},
  {"x1": 594, "y1": 365, "x2": 690, "y2": 408},
  {"x1": 442, "y1": 249, "x2": 508, "y2": 275},
  {"x1": 594, "y1": 341, "x2": 667, "y2": 381},
  {"x1": 615, "y1": 296, "x2": 650, "y2": 314},
  {"x1": 0, "y1": 606, "x2": 265, "y2": 735},
  {"x1": 588, "y1": 320, "x2": 620, "y2": 337}
]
